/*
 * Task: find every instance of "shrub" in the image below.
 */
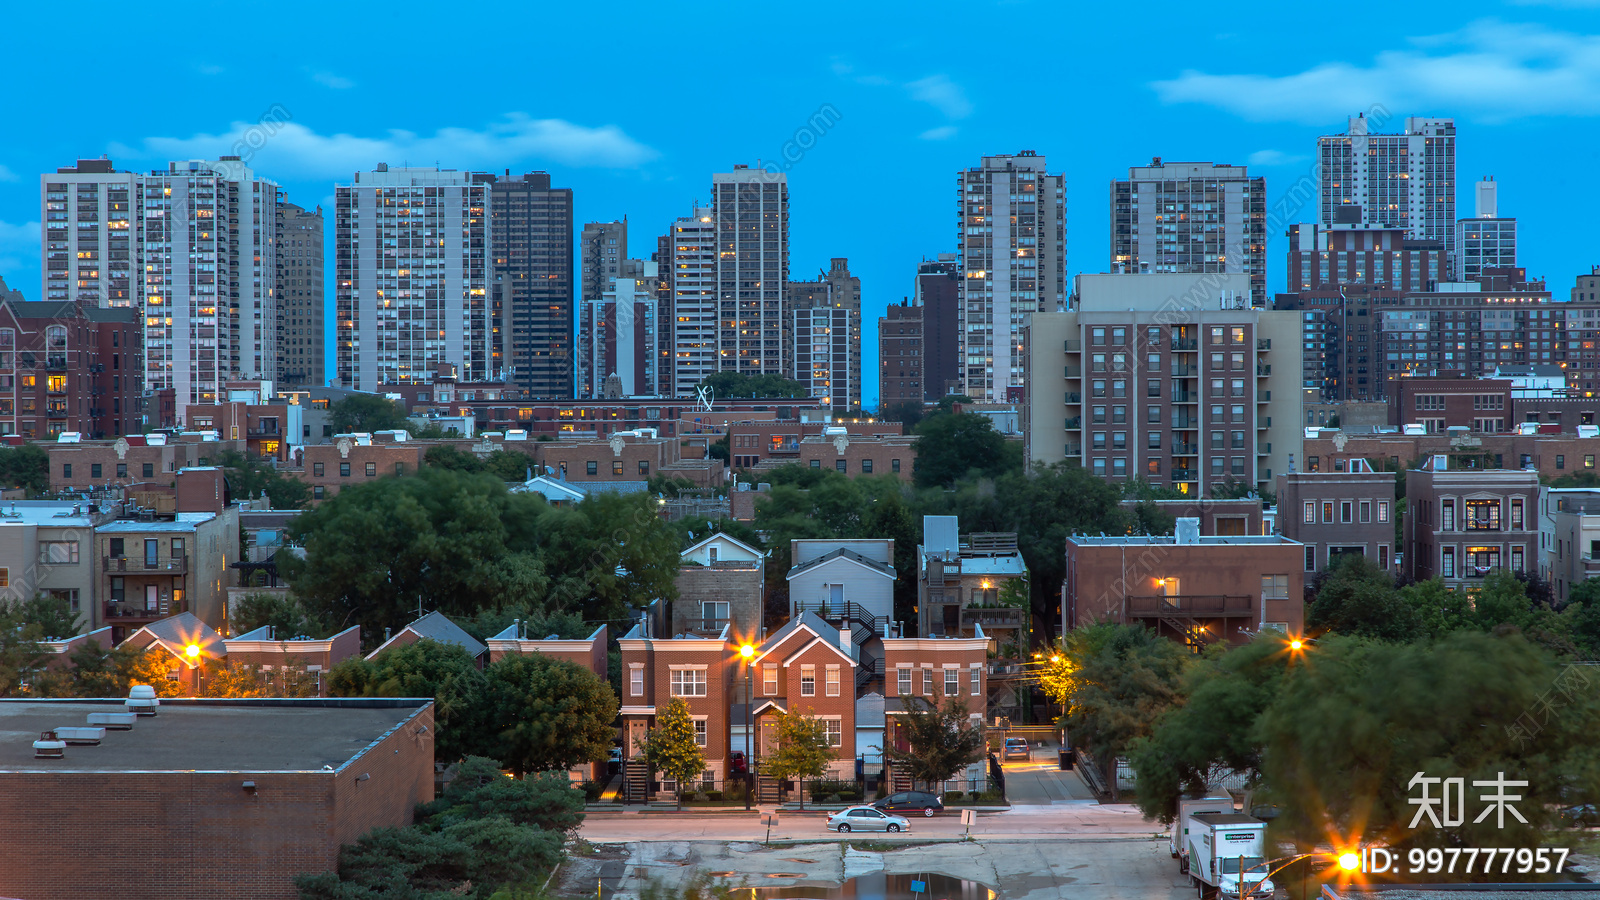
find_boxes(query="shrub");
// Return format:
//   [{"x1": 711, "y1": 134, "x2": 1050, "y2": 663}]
[
  {"x1": 705, "y1": 790, "x2": 723, "y2": 802},
  {"x1": 677, "y1": 789, "x2": 700, "y2": 802},
  {"x1": 943, "y1": 791, "x2": 964, "y2": 803},
  {"x1": 838, "y1": 790, "x2": 861, "y2": 802},
  {"x1": 579, "y1": 780, "x2": 603, "y2": 802},
  {"x1": 808, "y1": 779, "x2": 859, "y2": 800}
]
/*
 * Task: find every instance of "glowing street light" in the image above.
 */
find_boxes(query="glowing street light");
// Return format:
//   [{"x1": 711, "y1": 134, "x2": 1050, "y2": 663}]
[
  {"x1": 1289, "y1": 639, "x2": 1304, "y2": 651},
  {"x1": 738, "y1": 644, "x2": 756, "y2": 810},
  {"x1": 185, "y1": 644, "x2": 201, "y2": 660},
  {"x1": 1338, "y1": 852, "x2": 1360, "y2": 872}
]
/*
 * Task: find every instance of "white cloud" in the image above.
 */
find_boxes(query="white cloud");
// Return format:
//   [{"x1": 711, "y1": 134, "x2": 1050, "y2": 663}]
[
  {"x1": 907, "y1": 74, "x2": 973, "y2": 119},
  {"x1": 0, "y1": 219, "x2": 40, "y2": 285},
  {"x1": 312, "y1": 71, "x2": 355, "y2": 90},
  {"x1": 1152, "y1": 20, "x2": 1600, "y2": 122},
  {"x1": 919, "y1": 125, "x2": 959, "y2": 141},
  {"x1": 0, "y1": 164, "x2": 16, "y2": 182},
  {"x1": 114, "y1": 114, "x2": 659, "y2": 177},
  {"x1": 1246, "y1": 149, "x2": 1308, "y2": 166}
]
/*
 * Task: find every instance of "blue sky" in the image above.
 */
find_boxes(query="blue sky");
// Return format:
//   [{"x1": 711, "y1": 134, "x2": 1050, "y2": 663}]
[{"x1": 2, "y1": 0, "x2": 1599, "y2": 406}]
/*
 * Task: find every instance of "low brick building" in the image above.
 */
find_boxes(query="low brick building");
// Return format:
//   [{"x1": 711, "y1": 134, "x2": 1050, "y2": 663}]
[
  {"x1": 538, "y1": 430, "x2": 723, "y2": 488},
  {"x1": 299, "y1": 436, "x2": 427, "y2": 502},
  {"x1": 1278, "y1": 458, "x2": 1398, "y2": 574},
  {"x1": 750, "y1": 431, "x2": 917, "y2": 481},
  {"x1": 0, "y1": 697, "x2": 434, "y2": 900},
  {"x1": 672, "y1": 533, "x2": 766, "y2": 647},
  {"x1": 49, "y1": 433, "x2": 232, "y2": 493},
  {"x1": 222, "y1": 625, "x2": 363, "y2": 695},
  {"x1": 1404, "y1": 456, "x2": 1538, "y2": 590},
  {"x1": 183, "y1": 396, "x2": 302, "y2": 462},
  {"x1": 726, "y1": 419, "x2": 902, "y2": 471},
  {"x1": 1304, "y1": 429, "x2": 1600, "y2": 481},
  {"x1": 1065, "y1": 524, "x2": 1306, "y2": 647}
]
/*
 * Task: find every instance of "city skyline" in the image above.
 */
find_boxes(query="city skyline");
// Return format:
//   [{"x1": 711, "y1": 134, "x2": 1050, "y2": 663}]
[{"x1": 3, "y1": 3, "x2": 1599, "y2": 406}]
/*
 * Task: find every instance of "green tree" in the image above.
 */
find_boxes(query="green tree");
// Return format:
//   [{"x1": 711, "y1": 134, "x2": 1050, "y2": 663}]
[
  {"x1": 764, "y1": 707, "x2": 833, "y2": 810},
  {"x1": 218, "y1": 449, "x2": 309, "y2": 509},
  {"x1": 638, "y1": 697, "x2": 705, "y2": 809},
  {"x1": 708, "y1": 434, "x2": 729, "y2": 462},
  {"x1": 880, "y1": 696, "x2": 986, "y2": 794},
  {"x1": 231, "y1": 592, "x2": 323, "y2": 638},
  {"x1": 124, "y1": 647, "x2": 189, "y2": 697},
  {"x1": 328, "y1": 394, "x2": 414, "y2": 434},
  {"x1": 483, "y1": 451, "x2": 539, "y2": 482},
  {"x1": 327, "y1": 640, "x2": 489, "y2": 763},
  {"x1": 1304, "y1": 554, "x2": 1420, "y2": 642},
  {"x1": 1061, "y1": 624, "x2": 1190, "y2": 799},
  {"x1": 0, "y1": 443, "x2": 49, "y2": 493},
  {"x1": 62, "y1": 640, "x2": 134, "y2": 697},
  {"x1": 458, "y1": 605, "x2": 588, "y2": 645},
  {"x1": 912, "y1": 411, "x2": 1015, "y2": 488},
  {"x1": 420, "y1": 757, "x2": 586, "y2": 836},
  {"x1": 0, "y1": 604, "x2": 52, "y2": 696},
  {"x1": 282, "y1": 467, "x2": 552, "y2": 636},
  {"x1": 879, "y1": 400, "x2": 925, "y2": 431},
  {"x1": 295, "y1": 816, "x2": 563, "y2": 900},
  {"x1": 1127, "y1": 634, "x2": 1294, "y2": 823},
  {"x1": 3, "y1": 593, "x2": 79, "y2": 641},
  {"x1": 1257, "y1": 631, "x2": 1600, "y2": 856},
  {"x1": 423, "y1": 445, "x2": 486, "y2": 473},
  {"x1": 694, "y1": 372, "x2": 806, "y2": 400},
  {"x1": 203, "y1": 657, "x2": 319, "y2": 698},
  {"x1": 483, "y1": 654, "x2": 617, "y2": 777}
]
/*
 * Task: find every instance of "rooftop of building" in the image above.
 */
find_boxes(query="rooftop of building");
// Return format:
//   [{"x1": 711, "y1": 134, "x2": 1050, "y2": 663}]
[
  {"x1": 0, "y1": 698, "x2": 429, "y2": 773},
  {"x1": 98, "y1": 511, "x2": 222, "y2": 533},
  {"x1": 370, "y1": 611, "x2": 486, "y2": 659},
  {"x1": 0, "y1": 500, "x2": 114, "y2": 527},
  {"x1": 1069, "y1": 534, "x2": 1299, "y2": 547}
]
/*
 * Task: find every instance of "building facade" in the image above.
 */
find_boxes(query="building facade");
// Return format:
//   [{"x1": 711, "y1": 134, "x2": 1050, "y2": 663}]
[
  {"x1": 1284, "y1": 225, "x2": 1447, "y2": 294},
  {"x1": 40, "y1": 159, "x2": 142, "y2": 307},
  {"x1": 667, "y1": 206, "x2": 718, "y2": 397},
  {"x1": 276, "y1": 200, "x2": 324, "y2": 387},
  {"x1": 1276, "y1": 458, "x2": 1397, "y2": 575},
  {"x1": 1318, "y1": 115, "x2": 1457, "y2": 263},
  {"x1": 714, "y1": 168, "x2": 788, "y2": 377},
  {"x1": 1404, "y1": 457, "x2": 1538, "y2": 590},
  {"x1": 879, "y1": 300, "x2": 923, "y2": 410},
  {"x1": 492, "y1": 171, "x2": 574, "y2": 398},
  {"x1": 579, "y1": 261, "x2": 661, "y2": 399},
  {"x1": 1021, "y1": 273, "x2": 1303, "y2": 495},
  {"x1": 143, "y1": 158, "x2": 279, "y2": 413},
  {"x1": 335, "y1": 166, "x2": 492, "y2": 390},
  {"x1": 917, "y1": 255, "x2": 962, "y2": 401},
  {"x1": 1456, "y1": 177, "x2": 1516, "y2": 283},
  {"x1": 0, "y1": 300, "x2": 141, "y2": 439},
  {"x1": 1111, "y1": 159, "x2": 1266, "y2": 304},
  {"x1": 787, "y1": 258, "x2": 861, "y2": 414},
  {"x1": 957, "y1": 152, "x2": 1067, "y2": 402}
]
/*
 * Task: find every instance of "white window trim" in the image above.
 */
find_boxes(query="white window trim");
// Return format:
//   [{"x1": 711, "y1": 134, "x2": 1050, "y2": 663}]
[
  {"x1": 692, "y1": 716, "x2": 709, "y2": 747},
  {"x1": 763, "y1": 664, "x2": 778, "y2": 695},
  {"x1": 969, "y1": 663, "x2": 982, "y2": 697},
  {"x1": 825, "y1": 664, "x2": 840, "y2": 697},
  {"x1": 629, "y1": 663, "x2": 644, "y2": 697},
  {"x1": 801, "y1": 664, "x2": 816, "y2": 697},
  {"x1": 820, "y1": 715, "x2": 844, "y2": 747}
]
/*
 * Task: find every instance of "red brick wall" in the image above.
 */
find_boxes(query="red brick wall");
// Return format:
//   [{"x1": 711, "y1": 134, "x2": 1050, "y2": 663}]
[{"x1": 0, "y1": 703, "x2": 431, "y2": 900}]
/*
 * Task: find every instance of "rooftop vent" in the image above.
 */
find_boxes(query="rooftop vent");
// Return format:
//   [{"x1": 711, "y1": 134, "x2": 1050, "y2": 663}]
[{"x1": 1175, "y1": 518, "x2": 1201, "y2": 545}]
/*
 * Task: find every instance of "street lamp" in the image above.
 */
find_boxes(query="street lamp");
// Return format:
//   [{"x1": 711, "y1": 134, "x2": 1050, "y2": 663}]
[{"x1": 739, "y1": 643, "x2": 755, "y2": 811}]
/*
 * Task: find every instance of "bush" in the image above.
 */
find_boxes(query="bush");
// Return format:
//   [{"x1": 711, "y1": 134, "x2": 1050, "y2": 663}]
[
  {"x1": 838, "y1": 790, "x2": 861, "y2": 802},
  {"x1": 943, "y1": 791, "x2": 964, "y2": 803},
  {"x1": 579, "y1": 780, "x2": 603, "y2": 802},
  {"x1": 808, "y1": 779, "x2": 859, "y2": 801},
  {"x1": 677, "y1": 789, "x2": 700, "y2": 802},
  {"x1": 704, "y1": 791, "x2": 723, "y2": 802}
]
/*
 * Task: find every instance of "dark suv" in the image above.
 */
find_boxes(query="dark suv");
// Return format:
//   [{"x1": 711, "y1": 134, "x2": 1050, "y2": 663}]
[{"x1": 872, "y1": 790, "x2": 944, "y2": 817}]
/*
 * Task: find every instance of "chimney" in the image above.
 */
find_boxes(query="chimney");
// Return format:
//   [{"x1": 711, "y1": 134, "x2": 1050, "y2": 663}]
[
  {"x1": 840, "y1": 627, "x2": 854, "y2": 660},
  {"x1": 175, "y1": 467, "x2": 225, "y2": 515}
]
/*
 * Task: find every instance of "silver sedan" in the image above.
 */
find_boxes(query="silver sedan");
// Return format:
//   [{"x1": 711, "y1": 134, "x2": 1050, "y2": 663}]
[{"x1": 827, "y1": 805, "x2": 910, "y2": 833}]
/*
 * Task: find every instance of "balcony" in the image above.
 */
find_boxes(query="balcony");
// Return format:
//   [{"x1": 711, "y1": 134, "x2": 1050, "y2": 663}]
[
  {"x1": 1065, "y1": 444, "x2": 1082, "y2": 456},
  {"x1": 104, "y1": 554, "x2": 188, "y2": 574},
  {"x1": 247, "y1": 427, "x2": 281, "y2": 439},
  {"x1": 1127, "y1": 595, "x2": 1253, "y2": 617},
  {"x1": 1259, "y1": 390, "x2": 1271, "y2": 401},
  {"x1": 1257, "y1": 443, "x2": 1272, "y2": 454},
  {"x1": 1256, "y1": 365, "x2": 1271, "y2": 376},
  {"x1": 1172, "y1": 391, "x2": 1198, "y2": 403},
  {"x1": 1171, "y1": 338, "x2": 1198, "y2": 351},
  {"x1": 1257, "y1": 338, "x2": 1271, "y2": 350},
  {"x1": 1064, "y1": 392, "x2": 1081, "y2": 404},
  {"x1": 104, "y1": 599, "x2": 188, "y2": 622},
  {"x1": 1171, "y1": 364, "x2": 1198, "y2": 377},
  {"x1": 1172, "y1": 442, "x2": 1199, "y2": 455},
  {"x1": 1063, "y1": 339, "x2": 1081, "y2": 352},
  {"x1": 1064, "y1": 366, "x2": 1081, "y2": 378},
  {"x1": 1064, "y1": 416, "x2": 1081, "y2": 430},
  {"x1": 683, "y1": 617, "x2": 730, "y2": 635},
  {"x1": 1171, "y1": 469, "x2": 1198, "y2": 482},
  {"x1": 961, "y1": 606, "x2": 1025, "y2": 629}
]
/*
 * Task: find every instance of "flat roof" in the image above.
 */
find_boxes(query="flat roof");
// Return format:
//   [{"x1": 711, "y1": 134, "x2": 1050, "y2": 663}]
[
  {"x1": 0, "y1": 699, "x2": 428, "y2": 773},
  {"x1": 98, "y1": 512, "x2": 220, "y2": 533},
  {"x1": 1070, "y1": 535, "x2": 1299, "y2": 547}
]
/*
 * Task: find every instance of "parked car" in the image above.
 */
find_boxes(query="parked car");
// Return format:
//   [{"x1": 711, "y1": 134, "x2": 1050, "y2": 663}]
[
  {"x1": 828, "y1": 805, "x2": 910, "y2": 833},
  {"x1": 873, "y1": 790, "x2": 945, "y2": 817},
  {"x1": 607, "y1": 747, "x2": 622, "y2": 776},
  {"x1": 1003, "y1": 737, "x2": 1032, "y2": 760},
  {"x1": 1561, "y1": 804, "x2": 1600, "y2": 828}
]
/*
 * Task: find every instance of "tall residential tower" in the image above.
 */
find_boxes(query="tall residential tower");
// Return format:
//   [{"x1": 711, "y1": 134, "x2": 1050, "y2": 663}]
[
  {"x1": 493, "y1": 171, "x2": 573, "y2": 397},
  {"x1": 1318, "y1": 116, "x2": 1456, "y2": 262},
  {"x1": 956, "y1": 152, "x2": 1066, "y2": 402},
  {"x1": 713, "y1": 167, "x2": 788, "y2": 377},
  {"x1": 276, "y1": 200, "x2": 323, "y2": 387},
  {"x1": 1111, "y1": 160, "x2": 1266, "y2": 304}
]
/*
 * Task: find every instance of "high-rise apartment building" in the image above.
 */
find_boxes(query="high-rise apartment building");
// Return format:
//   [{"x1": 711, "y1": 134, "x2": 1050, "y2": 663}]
[
  {"x1": 143, "y1": 158, "x2": 278, "y2": 412},
  {"x1": 1021, "y1": 273, "x2": 1302, "y2": 495},
  {"x1": 713, "y1": 167, "x2": 788, "y2": 377},
  {"x1": 651, "y1": 231, "x2": 675, "y2": 397},
  {"x1": 1111, "y1": 159, "x2": 1266, "y2": 304},
  {"x1": 957, "y1": 152, "x2": 1066, "y2": 402},
  {"x1": 668, "y1": 206, "x2": 718, "y2": 397},
  {"x1": 41, "y1": 159, "x2": 142, "y2": 307},
  {"x1": 578, "y1": 260, "x2": 660, "y2": 398},
  {"x1": 1456, "y1": 177, "x2": 1516, "y2": 283},
  {"x1": 916, "y1": 255, "x2": 962, "y2": 401},
  {"x1": 1319, "y1": 116, "x2": 1456, "y2": 263},
  {"x1": 335, "y1": 165, "x2": 491, "y2": 391},
  {"x1": 577, "y1": 220, "x2": 627, "y2": 398},
  {"x1": 787, "y1": 258, "x2": 861, "y2": 413},
  {"x1": 276, "y1": 200, "x2": 323, "y2": 386},
  {"x1": 879, "y1": 301, "x2": 923, "y2": 411},
  {"x1": 1284, "y1": 224, "x2": 1447, "y2": 293},
  {"x1": 492, "y1": 171, "x2": 573, "y2": 398}
]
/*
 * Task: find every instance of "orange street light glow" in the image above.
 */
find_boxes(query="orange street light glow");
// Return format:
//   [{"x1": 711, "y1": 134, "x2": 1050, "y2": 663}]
[
  {"x1": 1290, "y1": 639, "x2": 1303, "y2": 651},
  {"x1": 185, "y1": 644, "x2": 201, "y2": 659},
  {"x1": 1338, "y1": 852, "x2": 1360, "y2": 871},
  {"x1": 739, "y1": 644, "x2": 755, "y2": 660}
]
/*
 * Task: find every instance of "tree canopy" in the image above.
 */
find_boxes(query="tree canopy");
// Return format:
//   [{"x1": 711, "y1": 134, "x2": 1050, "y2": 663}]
[
  {"x1": 765, "y1": 707, "x2": 834, "y2": 809},
  {"x1": 328, "y1": 394, "x2": 414, "y2": 434},
  {"x1": 218, "y1": 449, "x2": 309, "y2": 509},
  {"x1": 693, "y1": 372, "x2": 807, "y2": 399},
  {"x1": 327, "y1": 640, "x2": 489, "y2": 763},
  {"x1": 482, "y1": 654, "x2": 617, "y2": 777},
  {"x1": 881, "y1": 696, "x2": 986, "y2": 791},
  {"x1": 911, "y1": 410, "x2": 1018, "y2": 488}
]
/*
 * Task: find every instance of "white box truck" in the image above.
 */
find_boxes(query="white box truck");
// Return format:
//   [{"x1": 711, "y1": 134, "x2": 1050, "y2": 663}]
[
  {"x1": 1185, "y1": 812, "x2": 1273, "y2": 899},
  {"x1": 1171, "y1": 794, "x2": 1233, "y2": 868}
]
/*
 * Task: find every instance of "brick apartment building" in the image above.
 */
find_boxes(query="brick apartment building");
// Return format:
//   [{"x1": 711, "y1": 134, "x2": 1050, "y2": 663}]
[
  {"x1": 0, "y1": 299, "x2": 142, "y2": 440},
  {"x1": 300, "y1": 436, "x2": 427, "y2": 502},
  {"x1": 49, "y1": 432, "x2": 240, "y2": 493},
  {"x1": 618, "y1": 607, "x2": 991, "y2": 800},
  {"x1": 1065, "y1": 523, "x2": 1306, "y2": 647},
  {"x1": 726, "y1": 418, "x2": 902, "y2": 470},
  {"x1": 1303, "y1": 429, "x2": 1600, "y2": 481},
  {"x1": 0, "y1": 697, "x2": 434, "y2": 900},
  {"x1": 538, "y1": 430, "x2": 722, "y2": 488},
  {"x1": 1404, "y1": 456, "x2": 1538, "y2": 590},
  {"x1": 184, "y1": 396, "x2": 302, "y2": 462},
  {"x1": 746, "y1": 431, "x2": 916, "y2": 481},
  {"x1": 915, "y1": 516, "x2": 1028, "y2": 649},
  {"x1": 879, "y1": 300, "x2": 924, "y2": 409},
  {"x1": 1278, "y1": 458, "x2": 1397, "y2": 574},
  {"x1": 671, "y1": 533, "x2": 766, "y2": 647},
  {"x1": 223, "y1": 624, "x2": 363, "y2": 695}
]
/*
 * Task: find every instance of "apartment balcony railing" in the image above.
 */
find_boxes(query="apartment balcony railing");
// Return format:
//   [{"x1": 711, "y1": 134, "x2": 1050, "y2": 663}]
[
  {"x1": 1172, "y1": 443, "x2": 1199, "y2": 455},
  {"x1": 1258, "y1": 443, "x2": 1272, "y2": 454},
  {"x1": 1171, "y1": 469, "x2": 1198, "y2": 482},
  {"x1": 103, "y1": 554, "x2": 188, "y2": 574},
  {"x1": 683, "y1": 617, "x2": 730, "y2": 635},
  {"x1": 1127, "y1": 594, "x2": 1253, "y2": 617},
  {"x1": 1064, "y1": 392, "x2": 1081, "y2": 404},
  {"x1": 104, "y1": 599, "x2": 188, "y2": 620},
  {"x1": 961, "y1": 606, "x2": 1025, "y2": 629},
  {"x1": 1257, "y1": 338, "x2": 1272, "y2": 350},
  {"x1": 1064, "y1": 416, "x2": 1081, "y2": 430},
  {"x1": 1063, "y1": 339, "x2": 1081, "y2": 352},
  {"x1": 1171, "y1": 338, "x2": 1198, "y2": 351},
  {"x1": 1064, "y1": 366, "x2": 1081, "y2": 378},
  {"x1": 1256, "y1": 365, "x2": 1272, "y2": 376},
  {"x1": 1172, "y1": 391, "x2": 1198, "y2": 403},
  {"x1": 1171, "y1": 364, "x2": 1198, "y2": 377},
  {"x1": 1259, "y1": 390, "x2": 1271, "y2": 401}
]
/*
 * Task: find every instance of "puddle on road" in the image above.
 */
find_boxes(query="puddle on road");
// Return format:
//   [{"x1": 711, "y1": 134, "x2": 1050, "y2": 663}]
[{"x1": 751, "y1": 873, "x2": 995, "y2": 900}]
